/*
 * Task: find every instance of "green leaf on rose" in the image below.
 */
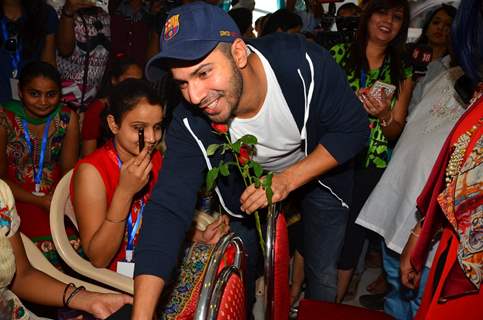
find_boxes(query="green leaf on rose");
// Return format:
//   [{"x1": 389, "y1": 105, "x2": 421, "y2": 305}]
[
  {"x1": 265, "y1": 185, "x2": 273, "y2": 205},
  {"x1": 240, "y1": 134, "x2": 257, "y2": 145},
  {"x1": 242, "y1": 165, "x2": 250, "y2": 178},
  {"x1": 206, "y1": 167, "x2": 219, "y2": 191},
  {"x1": 220, "y1": 162, "x2": 230, "y2": 176},
  {"x1": 263, "y1": 172, "x2": 274, "y2": 204},
  {"x1": 253, "y1": 162, "x2": 263, "y2": 178},
  {"x1": 232, "y1": 140, "x2": 241, "y2": 153},
  {"x1": 206, "y1": 144, "x2": 220, "y2": 156}
]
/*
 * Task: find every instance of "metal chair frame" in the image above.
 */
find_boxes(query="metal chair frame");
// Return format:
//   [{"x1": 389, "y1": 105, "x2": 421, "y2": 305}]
[
  {"x1": 195, "y1": 232, "x2": 245, "y2": 320},
  {"x1": 206, "y1": 265, "x2": 244, "y2": 320},
  {"x1": 264, "y1": 203, "x2": 282, "y2": 320}
]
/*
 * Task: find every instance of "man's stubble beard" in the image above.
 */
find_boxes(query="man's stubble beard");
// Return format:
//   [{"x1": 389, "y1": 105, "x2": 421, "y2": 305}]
[
  {"x1": 226, "y1": 65, "x2": 244, "y2": 121},
  {"x1": 216, "y1": 53, "x2": 244, "y2": 123}
]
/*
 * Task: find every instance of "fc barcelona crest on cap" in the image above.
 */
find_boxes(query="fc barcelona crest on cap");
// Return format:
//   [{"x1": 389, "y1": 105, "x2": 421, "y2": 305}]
[
  {"x1": 146, "y1": 2, "x2": 241, "y2": 81},
  {"x1": 164, "y1": 14, "x2": 180, "y2": 40}
]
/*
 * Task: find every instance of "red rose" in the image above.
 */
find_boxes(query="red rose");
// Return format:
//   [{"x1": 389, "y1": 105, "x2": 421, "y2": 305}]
[
  {"x1": 211, "y1": 123, "x2": 229, "y2": 134},
  {"x1": 238, "y1": 145, "x2": 250, "y2": 166}
]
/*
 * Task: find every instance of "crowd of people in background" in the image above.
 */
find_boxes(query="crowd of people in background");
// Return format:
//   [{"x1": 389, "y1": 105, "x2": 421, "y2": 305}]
[{"x1": 0, "y1": 0, "x2": 481, "y2": 319}]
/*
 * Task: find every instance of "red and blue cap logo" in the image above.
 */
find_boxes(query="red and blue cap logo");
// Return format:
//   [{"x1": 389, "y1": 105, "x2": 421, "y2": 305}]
[{"x1": 164, "y1": 14, "x2": 180, "y2": 40}]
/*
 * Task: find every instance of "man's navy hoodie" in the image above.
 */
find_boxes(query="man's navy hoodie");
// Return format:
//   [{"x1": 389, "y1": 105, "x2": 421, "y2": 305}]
[{"x1": 135, "y1": 33, "x2": 369, "y2": 281}]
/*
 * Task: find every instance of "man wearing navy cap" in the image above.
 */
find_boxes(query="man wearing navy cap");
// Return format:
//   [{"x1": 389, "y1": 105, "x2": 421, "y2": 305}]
[{"x1": 134, "y1": 2, "x2": 369, "y2": 318}]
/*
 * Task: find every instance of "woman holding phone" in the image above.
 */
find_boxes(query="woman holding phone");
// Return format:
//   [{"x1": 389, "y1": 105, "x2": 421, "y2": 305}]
[{"x1": 328, "y1": 0, "x2": 413, "y2": 307}]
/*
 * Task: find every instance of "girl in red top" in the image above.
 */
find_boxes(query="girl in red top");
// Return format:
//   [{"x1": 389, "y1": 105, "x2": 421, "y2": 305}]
[
  {"x1": 73, "y1": 79, "x2": 164, "y2": 271},
  {"x1": 72, "y1": 79, "x2": 229, "y2": 275}
]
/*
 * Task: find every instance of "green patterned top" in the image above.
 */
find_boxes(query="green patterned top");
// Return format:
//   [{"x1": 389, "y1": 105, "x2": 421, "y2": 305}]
[{"x1": 329, "y1": 43, "x2": 412, "y2": 168}]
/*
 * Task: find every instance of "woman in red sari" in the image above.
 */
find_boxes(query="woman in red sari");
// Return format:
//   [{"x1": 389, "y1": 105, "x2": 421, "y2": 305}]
[{"x1": 400, "y1": 0, "x2": 482, "y2": 317}]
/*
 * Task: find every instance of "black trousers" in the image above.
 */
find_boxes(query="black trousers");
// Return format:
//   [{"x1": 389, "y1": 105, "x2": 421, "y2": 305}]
[{"x1": 337, "y1": 167, "x2": 384, "y2": 270}]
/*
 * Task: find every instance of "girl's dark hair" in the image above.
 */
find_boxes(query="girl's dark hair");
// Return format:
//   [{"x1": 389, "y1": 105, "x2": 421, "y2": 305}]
[
  {"x1": 337, "y1": 3, "x2": 361, "y2": 16},
  {"x1": 107, "y1": 79, "x2": 163, "y2": 125},
  {"x1": 348, "y1": 0, "x2": 410, "y2": 95},
  {"x1": 18, "y1": 61, "x2": 61, "y2": 89},
  {"x1": 149, "y1": 72, "x2": 181, "y2": 131},
  {"x1": 96, "y1": 54, "x2": 141, "y2": 98},
  {"x1": 228, "y1": 8, "x2": 253, "y2": 36},
  {"x1": 0, "y1": 0, "x2": 50, "y2": 59},
  {"x1": 261, "y1": 9, "x2": 303, "y2": 36},
  {"x1": 452, "y1": 0, "x2": 483, "y2": 84},
  {"x1": 99, "y1": 79, "x2": 163, "y2": 144},
  {"x1": 416, "y1": 4, "x2": 457, "y2": 45}
]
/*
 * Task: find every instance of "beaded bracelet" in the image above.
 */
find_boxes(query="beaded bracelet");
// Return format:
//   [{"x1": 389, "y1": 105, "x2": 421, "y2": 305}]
[
  {"x1": 379, "y1": 112, "x2": 394, "y2": 127},
  {"x1": 65, "y1": 285, "x2": 86, "y2": 308},
  {"x1": 63, "y1": 283, "x2": 76, "y2": 307}
]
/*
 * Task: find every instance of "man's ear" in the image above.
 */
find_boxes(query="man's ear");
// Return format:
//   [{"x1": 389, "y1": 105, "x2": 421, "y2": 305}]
[
  {"x1": 107, "y1": 115, "x2": 120, "y2": 134},
  {"x1": 231, "y1": 38, "x2": 249, "y2": 69}
]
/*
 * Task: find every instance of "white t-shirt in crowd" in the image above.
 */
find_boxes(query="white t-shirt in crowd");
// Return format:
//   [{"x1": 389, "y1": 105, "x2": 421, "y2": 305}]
[
  {"x1": 229, "y1": 46, "x2": 305, "y2": 173},
  {"x1": 356, "y1": 63, "x2": 465, "y2": 266}
]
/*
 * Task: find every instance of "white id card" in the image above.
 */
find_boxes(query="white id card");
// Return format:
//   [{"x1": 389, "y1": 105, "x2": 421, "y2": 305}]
[
  {"x1": 116, "y1": 261, "x2": 134, "y2": 278},
  {"x1": 10, "y1": 78, "x2": 19, "y2": 100}
]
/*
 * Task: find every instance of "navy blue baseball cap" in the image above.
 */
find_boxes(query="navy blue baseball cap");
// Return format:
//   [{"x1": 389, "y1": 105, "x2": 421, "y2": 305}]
[{"x1": 145, "y1": 1, "x2": 241, "y2": 81}]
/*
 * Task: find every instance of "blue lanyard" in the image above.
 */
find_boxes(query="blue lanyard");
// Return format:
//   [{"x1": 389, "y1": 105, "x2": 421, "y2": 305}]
[
  {"x1": 113, "y1": 144, "x2": 144, "y2": 253},
  {"x1": 360, "y1": 68, "x2": 367, "y2": 89},
  {"x1": 1, "y1": 18, "x2": 22, "y2": 78},
  {"x1": 22, "y1": 117, "x2": 52, "y2": 193},
  {"x1": 126, "y1": 201, "x2": 144, "y2": 251}
]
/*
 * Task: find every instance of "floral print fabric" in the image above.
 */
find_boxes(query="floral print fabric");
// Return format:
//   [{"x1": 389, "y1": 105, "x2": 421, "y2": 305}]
[
  {"x1": 0, "y1": 180, "x2": 29, "y2": 320},
  {"x1": 438, "y1": 133, "x2": 482, "y2": 290}
]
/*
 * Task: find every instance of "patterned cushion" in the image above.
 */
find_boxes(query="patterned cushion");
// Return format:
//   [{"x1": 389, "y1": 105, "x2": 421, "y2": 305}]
[
  {"x1": 216, "y1": 273, "x2": 246, "y2": 320},
  {"x1": 160, "y1": 243, "x2": 215, "y2": 319}
]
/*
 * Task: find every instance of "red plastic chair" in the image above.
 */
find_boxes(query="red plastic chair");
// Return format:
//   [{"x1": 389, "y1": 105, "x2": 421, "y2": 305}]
[
  {"x1": 264, "y1": 204, "x2": 290, "y2": 320},
  {"x1": 195, "y1": 232, "x2": 246, "y2": 320},
  {"x1": 264, "y1": 206, "x2": 393, "y2": 320}
]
